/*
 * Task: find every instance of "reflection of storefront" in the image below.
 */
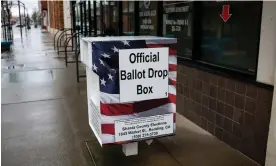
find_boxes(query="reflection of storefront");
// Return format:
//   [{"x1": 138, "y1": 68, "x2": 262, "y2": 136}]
[
  {"x1": 73, "y1": 1, "x2": 119, "y2": 36},
  {"x1": 122, "y1": 1, "x2": 134, "y2": 35},
  {"x1": 139, "y1": 1, "x2": 158, "y2": 35},
  {"x1": 42, "y1": 10, "x2": 48, "y2": 29},
  {"x1": 163, "y1": 2, "x2": 193, "y2": 58},
  {"x1": 40, "y1": 1, "x2": 48, "y2": 30},
  {"x1": 69, "y1": 1, "x2": 275, "y2": 165}
]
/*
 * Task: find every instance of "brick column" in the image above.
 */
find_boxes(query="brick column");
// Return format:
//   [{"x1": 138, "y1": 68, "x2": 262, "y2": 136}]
[{"x1": 48, "y1": 0, "x2": 64, "y2": 31}]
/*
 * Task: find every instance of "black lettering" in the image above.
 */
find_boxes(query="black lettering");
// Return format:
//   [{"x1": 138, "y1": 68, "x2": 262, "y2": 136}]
[
  {"x1": 142, "y1": 70, "x2": 146, "y2": 78},
  {"x1": 127, "y1": 71, "x2": 132, "y2": 80},
  {"x1": 148, "y1": 86, "x2": 153, "y2": 93},
  {"x1": 154, "y1": 70, "x2": 158, "y2": 77},
  {"x1": 121, "y1": 70, "x2": 126, "y2": 80},
  {"x1": 148, "y1": 68, "x2": 154, "y2": 78},
  {"x1": 163, "y1": 70, "x2": 168, "y2": 79},
  {"x1": 143, "y1": 87, "x2": 148, "y2": 94},
  {"x1": 129, "y1": 53, "x2": 136, "y2": 63},
  {"x1": 137, "y1": 71, "x2": 143, "y2": 79},
  {"x1": 159, "y1": 70, "x2": 163, "y2": 77},
  {"x1": 145, "y1": 55, "x2": 149, "y2": 62},
  {"x1": 157, "y1": 52, "x2": 159, "y2": 61},
  {"x1": 136, "y1": 53, "x2": 140, "y2": 63},
  {"x1": 137, "y1": 85, "x2": 143, "y2": 94},
  {"x1": 152, "y1": 53, "x2": 157, "y2": 62}
]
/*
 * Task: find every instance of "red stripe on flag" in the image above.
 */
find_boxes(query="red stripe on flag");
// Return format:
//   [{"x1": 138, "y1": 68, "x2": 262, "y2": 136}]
[
  {"x1": 101, "y1": 98, "x2": 171, "y2": 116},
  {"x1": 101, "y1": 124, "x2": 115, "y2": 135},
  {"x1": 169, "y1": 64, "x2": 177, "y2": 71},
  {"x1": 146, "y1": 44, "x2": 176, "y2": 55},
  {"x1": 169, "y1": 94, "x2": 176, "y2": 104},
  {"x1": 134, "y1": 98, "x2": 170, "y2": 113},
  {"x1": 169, "y1": 79, "x2": 177, "y2": 86},
  {"x1": 100, "y1": 102, "x2": 133, "y2": 116}
]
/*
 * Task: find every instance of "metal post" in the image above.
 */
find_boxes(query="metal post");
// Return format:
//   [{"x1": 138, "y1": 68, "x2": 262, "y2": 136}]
[
  {"x1": 71, "y1": 2, "x2": 76, "y2": 50},
  {"x1": 88, "y1": 1, "x2": 91, "y2": 36},
  {"x1": 80, "y1": 3, "x2": 83, "y2": 35},
  {"x1": 84, "y1": 2, "x2": 87, "y2": 36},
  {"x1": 118, "y1": 1, "x2": 122, "y2": 36},
  {"x1": 18, "y1": 1, "x2": 22, "y2": 38},
  {"x1": 3, "y1": 4, "x2": 7, "y2": 41},
  {"x1": 23, "y1": 5, "x2": 26, "y2": 31},
  {"x1": 7, "y1": 5, "x2": 12, "y2": 41},
  {"x1": 76, "y1": 42, "x2": 80, "y2": 82},
  {"x1": 100, "y1": 1, "x2": 103, "y2": 35},
  {"x1": 93, "y1": 1, "x2": 97, "y2": 36}
]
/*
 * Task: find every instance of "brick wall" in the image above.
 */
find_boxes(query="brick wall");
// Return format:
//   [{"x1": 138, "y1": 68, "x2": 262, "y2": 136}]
[
  {"x1": 177, "y1": 64, "x2": 273, "y2": 165},
  {"x1": 48, "y1": 1, "x2": 64, "y2": 30},
  {"x1": 41, "y1": 1, "x2": 47, "y2": 10}
]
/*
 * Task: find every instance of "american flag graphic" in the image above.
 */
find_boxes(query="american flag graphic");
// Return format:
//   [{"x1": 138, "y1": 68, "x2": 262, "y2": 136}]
[{"x1": 90, "y1": 39, "x2": 177, "y2": 144}]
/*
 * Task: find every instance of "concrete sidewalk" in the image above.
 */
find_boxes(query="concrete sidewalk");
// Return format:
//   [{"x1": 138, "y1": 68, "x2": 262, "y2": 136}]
[{"x1": 1, "y1": 27, "x2": 259, "y2": 166}]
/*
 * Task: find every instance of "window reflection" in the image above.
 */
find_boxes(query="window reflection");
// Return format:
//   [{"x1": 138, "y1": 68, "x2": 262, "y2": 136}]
[
  {"x1": 122, "y1": 1, "x2": 134, "y2": 35},
  {"x1": 110, "y1": 1, "x2": 118, "y2": 35},
  {"x1": 75, "y1": 4, "x2": 80, "y2": 29},
  {"x1": 199, "y1": 2, "x2": 261, "y2": 73},
  {"x1": 139, "y1": 1, "x2": 158, "y2": 35},
  {"x1": 95, "y1": 0, "x2": 101, "y2": 34},
  {"x1": 163, "y1": 1, "x2": 193, "y2": 58},
  {"x1": 102, "y1": 0, "x2": 109, "y2": 30},
  {"x1": 89, "y1": 0, "x2": 94, "y2": 35}
]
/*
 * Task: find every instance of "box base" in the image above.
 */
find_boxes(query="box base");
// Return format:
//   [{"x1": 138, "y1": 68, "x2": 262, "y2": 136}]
[{"x1": 122, "y1": 142, "x2": 138, "y2": 156}]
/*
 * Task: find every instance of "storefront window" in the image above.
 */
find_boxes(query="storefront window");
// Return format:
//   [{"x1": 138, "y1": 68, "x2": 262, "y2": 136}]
[
  {"x1": 109, "y1": 1, "x2": 118, "y2": 35},
  {"x1": 199, "y1": 1, "x2": 262, "y2": 74},
  {"x1": 81, "y1": 2, "x2": 87, "y2": 35},
  {"x1": 139, "y1": 1, "x2": 158, "y2": 35},
  {"x1": 122, "y1": 1, "x2": 134, "y2": 35},
  {"x1": 102, "y1": 0, "x2": 109, "y2": 29},
  {"x1": 163, "y1": 1, "x2": 193, "y2": 58},
  {"x1": 99, "y1": 1, "x2": 118, "y2": 36},
  {"x1": 85, "y1": 1, "x2": 90, "y2": 35},
  {"x1": 75, "y1": 4, "x2": 80, "y2": 29},
  {"x1": 96, "y1": 0, "x2": 101, "y2": 34},
  {"x1": 89, "y1": 0, "x2": 94, "y2": 35}
]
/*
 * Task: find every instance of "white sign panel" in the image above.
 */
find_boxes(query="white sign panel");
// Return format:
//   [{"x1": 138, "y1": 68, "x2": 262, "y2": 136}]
[
  {"x1": 119, "y1": 47, "x2": 169, "y2": 102},
  {"x1": 114, "y1": 114, "x2": 174, "y2": 142}
]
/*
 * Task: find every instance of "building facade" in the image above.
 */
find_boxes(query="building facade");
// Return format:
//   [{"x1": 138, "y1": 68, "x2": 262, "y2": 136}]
[{"x1": 40, "y1": 1, "x2": 276, "y2": 165}]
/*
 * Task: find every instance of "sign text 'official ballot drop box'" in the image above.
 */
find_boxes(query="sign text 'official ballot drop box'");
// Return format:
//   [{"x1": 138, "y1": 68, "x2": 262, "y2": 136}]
[{"x1": 80, "y1": 36, "x2": 177, "y2": 155}]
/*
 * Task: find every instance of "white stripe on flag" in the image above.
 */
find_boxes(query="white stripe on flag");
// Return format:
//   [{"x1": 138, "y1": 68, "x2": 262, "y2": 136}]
[
  {"x1": 101, "y1": 103, "x2": 176, "y2": 124},
  {"x1": 101, "y1": 134, "x2": 115, "y2": 144},
  {"x1": 100, "y1": 93, "x2": 134, "y2": 104},
  {"x1": 169, "y1": 55, "x2": 177, "y2": 65},
  {"x1": 169, "y1": 85, "x2": 176, "y2": 95},
  {"x1": 101, "y1": 85, "x2": 176, "y2": 104},
  {"x1": 169, "y1": 71, "x2": 176, "y2": 82}
]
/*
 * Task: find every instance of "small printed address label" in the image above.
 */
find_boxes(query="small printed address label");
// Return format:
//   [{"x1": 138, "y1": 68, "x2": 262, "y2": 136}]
[{"x1": 114, "y1": 113, "x2": 174, "y2": 142}]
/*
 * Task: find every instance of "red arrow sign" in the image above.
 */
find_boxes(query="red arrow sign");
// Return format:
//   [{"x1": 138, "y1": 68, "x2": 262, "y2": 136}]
[{"x1": 220, "y1": 5, "x2": 232, "y2": 22}]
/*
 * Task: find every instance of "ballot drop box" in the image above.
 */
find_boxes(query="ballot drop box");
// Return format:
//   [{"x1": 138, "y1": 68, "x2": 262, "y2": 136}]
[{"x1": 80, "y1": 36, "x2": 177, "y2": 155}]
